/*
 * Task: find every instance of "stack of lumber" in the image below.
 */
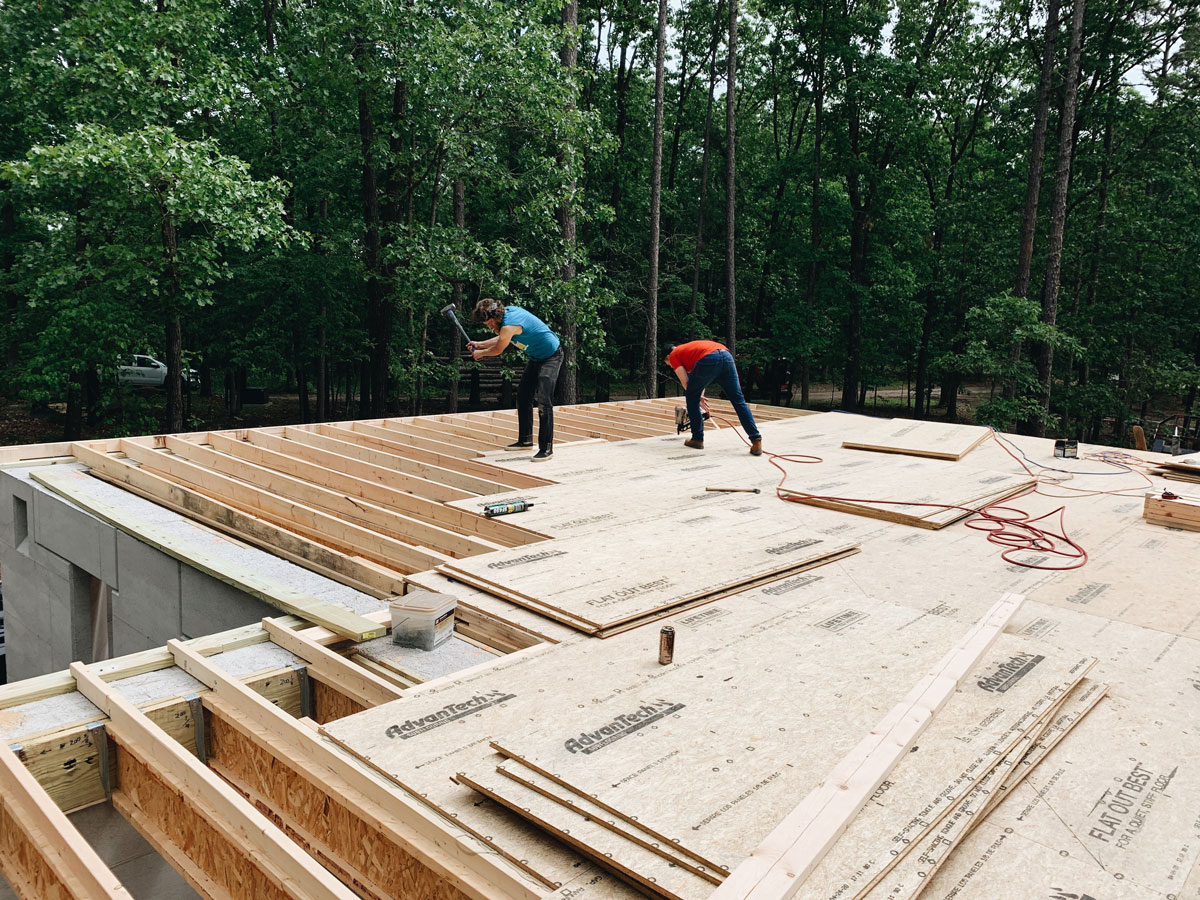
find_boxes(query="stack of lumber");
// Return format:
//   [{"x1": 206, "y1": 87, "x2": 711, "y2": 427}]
[
  {"x1": 1151, "y1": 451, "x2": 1200, "y2": 483},
  {"x1": 436, "y1": 506, "x2": 860, "y2": 636},
  {"x1": 842, "y1": 419, "x2": 992, "y2": 461},
  {"x1": 1143, "y1": 489, "x2": 1200, "y2": 532}
]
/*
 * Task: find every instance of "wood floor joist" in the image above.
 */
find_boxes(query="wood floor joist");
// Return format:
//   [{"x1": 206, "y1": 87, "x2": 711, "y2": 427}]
[
  {"x1": 114, "y1": 438, "x2": 455, "y2": 571},
  {"x1": 166, "y1": 640, "x2": 544, "y2": 900},
  {"x1": 276, "y1": 426, "x2": 517, "y2": 495},
  {"x1": 69, "y1": 661, "x2": 362, "y2": 900},
  {"x1": 0, "y1": 743, "x2": 132, "y2": 900},
  {"x1": 148, "y1": 434, "x2": 503, "y2": 559},
  {"x1": 208, "y1": 428, "x2": 476, "y2": 503},
  {"x1": 261, "y1": 617, "x2": 403, "y2": 709},
  {"x1": 34, "y1": 459, "x2": 387, "y2": 640}
]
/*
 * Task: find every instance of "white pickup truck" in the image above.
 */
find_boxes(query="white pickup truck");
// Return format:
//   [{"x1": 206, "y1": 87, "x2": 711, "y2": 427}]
[{"x1": 117, "y1": 355, "x2": 198, "y2": 388}]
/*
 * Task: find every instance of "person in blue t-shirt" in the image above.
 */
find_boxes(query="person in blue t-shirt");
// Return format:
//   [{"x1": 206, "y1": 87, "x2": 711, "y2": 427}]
[{"x1": 469, "y1": 298, "x2": 563, "y2": 461}]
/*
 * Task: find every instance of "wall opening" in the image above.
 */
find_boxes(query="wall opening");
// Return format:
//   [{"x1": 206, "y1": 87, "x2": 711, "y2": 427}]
[{"x1": 13, "y1": 495, "x2": 29, "y2": 554}]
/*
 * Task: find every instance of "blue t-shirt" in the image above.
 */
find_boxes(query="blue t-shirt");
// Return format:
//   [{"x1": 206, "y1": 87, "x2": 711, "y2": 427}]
[{"x1": 502, "y1": 307, "x2": 560, "y2": 361}]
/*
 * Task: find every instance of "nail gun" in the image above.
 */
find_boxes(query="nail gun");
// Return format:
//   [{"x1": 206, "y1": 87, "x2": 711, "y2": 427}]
[{"x1": 674, "y1": 406, "x2": 710, "y2": 434}]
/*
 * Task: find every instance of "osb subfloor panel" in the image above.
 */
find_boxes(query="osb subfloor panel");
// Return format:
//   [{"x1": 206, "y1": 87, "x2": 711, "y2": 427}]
[
  {"x1": 840, "y1": 418, "x2": 991, "y2": 460},
  {"x1": 31, "y1": 411, "x2": 1190, "y2": 900},
  {"x1": 421, "y1": 417, "x2": 1200, "y2": 899},
  {"x1": 323, "y1": 584, "x2": 978, "y2": 887}
]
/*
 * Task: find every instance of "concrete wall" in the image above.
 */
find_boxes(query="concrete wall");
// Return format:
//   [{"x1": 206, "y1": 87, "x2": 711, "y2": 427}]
[{"x1": 0, "y1": 469, "x2": 274, "y2": 682}]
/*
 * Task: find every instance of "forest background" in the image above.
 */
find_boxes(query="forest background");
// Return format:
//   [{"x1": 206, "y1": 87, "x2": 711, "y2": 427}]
[{"x1": 1, "y1": 0, "x2": 1198, "y2": 448}]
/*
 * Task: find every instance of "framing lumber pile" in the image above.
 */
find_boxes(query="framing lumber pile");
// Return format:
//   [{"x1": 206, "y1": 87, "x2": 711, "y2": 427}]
[
  {"x1": 1143, "y1": 489, "x2": 1200, "y2": 531},
  {"x1": 1150, "y1": 451, "x2": 1200, "y2": 483},
  {"x1": 2, "y1": 401, "x2": 1199, "y2": 900}
]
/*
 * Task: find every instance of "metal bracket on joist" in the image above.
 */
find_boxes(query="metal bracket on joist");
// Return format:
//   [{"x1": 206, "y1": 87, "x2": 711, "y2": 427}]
[
  {"x1": 292, "y1": 663, "x2": 313, "y2": 719},
  {"x1": 8, "y1": 743, "x2": 24, "y2": 760},
  {"x1": 184, "y1": 694, "x2": 207, "y2": 764},
  {"x1": 86, "y1": 722, "x2": 111, "y2": 801}
]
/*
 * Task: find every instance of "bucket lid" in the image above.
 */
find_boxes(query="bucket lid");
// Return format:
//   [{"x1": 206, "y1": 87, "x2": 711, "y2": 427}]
[{"x1": 391, "y1": 591, "x2": 457, "y2": 613}]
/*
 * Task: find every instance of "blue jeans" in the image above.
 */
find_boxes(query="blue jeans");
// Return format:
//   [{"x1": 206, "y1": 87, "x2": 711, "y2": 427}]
[{"x1": 686, "y1": 350, "x2": 761, "y2": 442}]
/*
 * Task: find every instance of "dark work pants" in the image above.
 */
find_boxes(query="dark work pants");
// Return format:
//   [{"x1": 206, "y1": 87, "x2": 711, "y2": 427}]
[
  {"x1": 686, "y1": 349, "x2": 762, "y2": 443},
  {"x1": 517, "y1": 348, "x2": 564, "y2": 452}
]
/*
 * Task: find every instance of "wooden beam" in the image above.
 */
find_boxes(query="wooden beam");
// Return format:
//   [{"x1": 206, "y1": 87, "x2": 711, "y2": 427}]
[
  {"x1": 708, "y1": 593, "x2": 1024, "y2": 900},
  {"x1": 211, "y1": 432, "x2": 534, "y2": 548},
  {"x1": 261, "y1": 617, "x2": 403, "y2": 708},
  {"x1": 38, "y1": 456, "x2": 386, "y2": 641},
  {"x1": 277, "y1": 426, "x2": 514, "y2": 495},
  {"x1": 211, "y1": 429, "x2": 473, "y2": 502},
  {"x1": 151, "y1": 435, "x2": 499, "y2": 559},
  {"x1": 0, "y1": 743, "x2": 133, "y2": 899},
  {"x1": 69, "y1": 662, "x2": 361, "y2": 900},
  {"x1": 315, "y1": 423, "x2": 552, "y2": 490},
  {"x1": 166, "y1": 641, "x2": 542, "y2": 900},
  {"x1": 113, "y1": 439, "x2": 451, "y2": 572},
  {"x1": 383, "y1": 420, "x2": 500, "y2": 453}
]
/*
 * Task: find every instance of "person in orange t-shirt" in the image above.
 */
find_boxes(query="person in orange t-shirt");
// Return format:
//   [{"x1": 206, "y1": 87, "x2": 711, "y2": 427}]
[{"x1": 665, "y1": 340, "x2": 763, "y2": 456}]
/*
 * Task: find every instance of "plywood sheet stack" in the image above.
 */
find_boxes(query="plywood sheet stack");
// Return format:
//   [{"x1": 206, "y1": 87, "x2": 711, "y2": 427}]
[
  {"x1": 320, "y1": 586, "x2": 986, "y2": 893},
  {"x1": 460, "y1": 636, "x2": 1099, "y2": 900},
  {"x1": 437, "y1": 506, "x2": 860, "y2": 636},
  {"x1": 841, "y1": 419, "x2": 992, "y2": 460},
  {"x1": 1150, "y1": 451, "x2": 1200, "y2": 483},
  {"x1": 319, "y1": 584, "x2": 1107, "y2": 900}
]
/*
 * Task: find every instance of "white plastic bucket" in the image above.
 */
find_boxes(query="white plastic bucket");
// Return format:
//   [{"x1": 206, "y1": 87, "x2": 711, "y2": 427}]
[{"x1": 390, "y1": 591, "x2": 457, "y2": 651}]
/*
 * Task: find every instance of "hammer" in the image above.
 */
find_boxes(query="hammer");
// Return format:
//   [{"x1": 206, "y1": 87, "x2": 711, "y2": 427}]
[{"x1": 440, "y1": 304, "x2": 472, "y2": 344}]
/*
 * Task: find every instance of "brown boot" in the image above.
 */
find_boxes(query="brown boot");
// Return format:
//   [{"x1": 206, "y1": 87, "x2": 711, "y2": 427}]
[
  {"x1": 684, "y1": 438, "x2": 705, "y2": 450},
  {"x1": 749, "y1": 439, "x2": 763, "y2": 456}
]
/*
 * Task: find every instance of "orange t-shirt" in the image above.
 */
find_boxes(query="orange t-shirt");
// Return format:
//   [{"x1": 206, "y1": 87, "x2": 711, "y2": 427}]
[{"x1": 666, "y1": 340, "x2": 727, "y2": 373}]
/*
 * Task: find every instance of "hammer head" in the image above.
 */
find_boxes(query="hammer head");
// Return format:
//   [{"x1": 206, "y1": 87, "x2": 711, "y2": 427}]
[{"x1": 440, "y1": 304, "x2": 458, "y2": 318}]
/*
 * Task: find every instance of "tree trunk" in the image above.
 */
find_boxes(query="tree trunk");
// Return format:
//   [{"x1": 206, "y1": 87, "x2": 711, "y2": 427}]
[
  {"x1": 802, "y1": 2, "x2": 828, "y2": 411},
  {"x1": 448, "y1": 177, "x2": 465, "y2": 413},
  {"x1": 1007, "y1": 0, "x2": 1061, "y2": 399},
  {"x1": 644, "y1": 0, "x2": 668, "y2": 398},
  {"x1": 688, "y1": 0, "x2": 726, "y2": 339},
  {"x1": 1030, "y1": 0, "x2": 1086, "y2": 436},
  {"x1": 2, "y1": 201, "x2": 17, "y2": 370},
  {"x1": 558, "y1": 0, "x2": 580, "y2": 405},
  {"x1": 724, "y1": 0, "x2": 739, "y2": 354},
  {"x1": 354, "y1": 40, "x2": 383, "y2": 418},
  {"x1": 159, "y1": 194, "x2": 184, "y2": 434},
  {"x1": 315, "y1": 199, "x2": 329, "y2": 421}
]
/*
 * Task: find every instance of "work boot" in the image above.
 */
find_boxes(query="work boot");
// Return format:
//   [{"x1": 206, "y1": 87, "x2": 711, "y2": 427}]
[
  {"x1": 506, "y1": 440, "x2": 534, "y2": 450},
  {"x1": 531, "y1": 448, "x2": 554, "y2": 462},
  {"x1": 750, "y1": 439, "x2": 763, "y2": 457},
  {"x1": 684, "y1": 439, "x2": 704, "y2": 450}
]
